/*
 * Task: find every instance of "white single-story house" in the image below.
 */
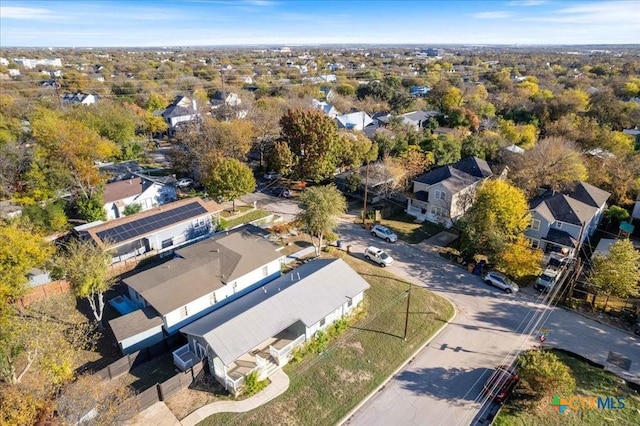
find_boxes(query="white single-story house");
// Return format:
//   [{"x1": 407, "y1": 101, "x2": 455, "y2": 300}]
[
  {"x1": 84, "y1": 197, "x2": 222, "y2": 264},
  {"x1": 335, "y1": 111, "x2": 373, "y2": 131},
  {"x1": 62, "y1": 92, "x2": 98, "y2": 105},
  {"x1": 176, "y1": 258, "x2": 370, "y2": 393}
]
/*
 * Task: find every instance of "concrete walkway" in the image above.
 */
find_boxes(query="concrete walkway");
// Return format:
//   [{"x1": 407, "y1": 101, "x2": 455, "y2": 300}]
[{"x1": 180, "y1": 369, "x2": 290, "y2": 426}]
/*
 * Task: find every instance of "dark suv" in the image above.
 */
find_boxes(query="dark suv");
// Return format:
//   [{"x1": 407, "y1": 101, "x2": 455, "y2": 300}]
[{"x1": 482, "y1": 365, "x2": 519, "y2": 402}]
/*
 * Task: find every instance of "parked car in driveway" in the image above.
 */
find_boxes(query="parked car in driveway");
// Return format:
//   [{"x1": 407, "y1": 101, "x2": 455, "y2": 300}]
[
  {"x1": 482, "y1": 365, "x2": 519, "y2": 402},
  {"x1": 270, "y1": 186, "x2": 291, "y2": 198},
  {"x1": 364, "y1": 246, "x2": 394, "y2": 267},
  {"x1": 483, "y1": 271, "x2": 519, "y2": 294},
  {"x1": 177, "y1": 177, "x2": 194, "y2": 188},
  {"x1": 371, "y1": 224, "x2": 398, "y2": 242},
  {"x1": 534, "y1": 267, "x2": 559, "y2": 292},
  {"x1": 263, "y1": 171, "x2": 282, "y2": 181}
]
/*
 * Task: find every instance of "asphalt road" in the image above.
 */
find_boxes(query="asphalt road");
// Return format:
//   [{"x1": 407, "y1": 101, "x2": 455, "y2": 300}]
[
  {"x1": 337, "y1": 220, "x2": 640, "y2": 426},
  {"x1": 337, "y1": 221, "x2": 545, "y2": 426}
]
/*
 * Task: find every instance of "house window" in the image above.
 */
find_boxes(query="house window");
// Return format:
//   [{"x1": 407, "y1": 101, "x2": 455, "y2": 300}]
[
  {"x1": 209, "y1": 292, "x2": 217, "y2": 305},
  {"x1": 435, "y1": 190, "x2": 446, "y2": 201},
  {"x1": 529, "y1": 238, "x2": 540, "y2": 249},
  {"x1": 556, "y1": 222, "x2": 563, "y2": 229},
  {"x1": 262, "y1": 265, "x2": 268, "y2": 277},
  {"x1": 161, "y1": 238, "x2": 173, "y2": 249},
  {"x1": 347, "y1": 299, "x2": 353, "y2": 307},
  {"x1": 193, "y1": 217, "x2": 206, "y2": 228},
  {"x1": 430, "y1": 206, "x2": 447, "y2": 217},
  {"x1": 180, "y1": 306, "x2": 188, "y2": 318},
  {"x1": 320, "y1": 318, "x2": 326, "y2": 327},
  {"x1": 530, "y1": 219, "x2": 540, "y2": 231}
]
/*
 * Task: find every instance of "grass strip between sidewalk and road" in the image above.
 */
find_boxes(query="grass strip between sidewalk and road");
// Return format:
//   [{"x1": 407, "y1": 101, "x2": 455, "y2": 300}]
[{"x1": 199, "y1": 251, "x2": 454, "y2": 425}]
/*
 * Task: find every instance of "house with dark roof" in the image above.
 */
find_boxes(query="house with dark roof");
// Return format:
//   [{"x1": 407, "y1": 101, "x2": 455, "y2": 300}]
[
  {"x1": 158, "y1": 96, "x2": 199, "y2": 135},
  {"x1": 177, "y1": 258, "x2": 369, "y2": 393},
  {"x1": 83, "y1": 197, "x2": 222, "y2": 264},
  {"x1": 103, "y1": 175, "x2": 177, "y2": 220},
  {"x1": 109, "y1": 225, "x2": 285, "y2": 354},
  {"x1": 407, "y1": 157, "x2": 493, "y2": 228},
  {"x1": 524, "y1": 182, "x2": 610, "y2": 258}
]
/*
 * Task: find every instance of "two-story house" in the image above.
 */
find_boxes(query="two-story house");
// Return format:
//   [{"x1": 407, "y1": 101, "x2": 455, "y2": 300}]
[
  {"x1": 524, "y1": 182, "x2": 610, "y2": 258},
  {"x1": 407, "y1": 157, "x2": 493, "y2": 228},
  {"x1": 159, "y1": 95, "x2": 199, "y2": 135},
  {"x1": 108, "y1": 225, "x2": 286, "y2": 354},
  {"x1": 103, "y1": 175, "x2": 177, "y2": 220}
]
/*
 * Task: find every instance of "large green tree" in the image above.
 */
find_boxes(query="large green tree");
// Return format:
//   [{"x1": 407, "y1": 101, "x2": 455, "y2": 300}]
[
  {"x1": 57, "y1": 240, "x2": 113, "y2": 329},
  {"x1": 589, "y1": 239, "x2": 640, "y2": 311},
  {"x1": 297, "y1": 184, "x2": 347, "y2": 256},
  {"x1": 459, "y1": 179, "x2": 531, "y2": 260},
  {"x1": 202, "y1": 157, "x2": 256, "y2": 212},
  {"x1": 506, "y1": 136, "x2": 588, "y2": 197},
  {"x1": 279, "y1": 109, "x2": 341, "y2": 182},
  {"x1": 0, "y1": 224, "x2": 53, "y2": 322}
]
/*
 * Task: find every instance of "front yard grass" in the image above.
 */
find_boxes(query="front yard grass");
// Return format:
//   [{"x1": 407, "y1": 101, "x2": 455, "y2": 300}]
[
  {"x1": 200, "y1": 252, "x2": 454, "y2": 425},
  {"x1": 379, "y1": 212, "x2": 448, "y2": 244},
  {"x1": 495, "y1": 349, "x2": 640, "y2": 426},
  {"x1": 221, "y1": 209, "x2": 270, "y2": 229}
]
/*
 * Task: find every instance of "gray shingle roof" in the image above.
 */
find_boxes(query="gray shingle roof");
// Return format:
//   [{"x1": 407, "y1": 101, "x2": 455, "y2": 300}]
[
  {"x1": 109, "y1": 307, "x2": 163, "y2": 342},
  {"x1": 123, "y1": 225, "x2": 284, "y2": 315},
  {"x1": 529, "y1": 182, "x2": 610, "y2": 226},
  {"x1": 414, "y1": 157, "x2": 493, "y2": 188},
  {"x1": 181, "y1": 258, "x2": 370, "y2": 365}
]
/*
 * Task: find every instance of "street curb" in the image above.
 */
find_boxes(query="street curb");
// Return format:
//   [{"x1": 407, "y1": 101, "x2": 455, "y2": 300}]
[{"x1": 338, "y1": 297, "x2": 458, "y2": 425}]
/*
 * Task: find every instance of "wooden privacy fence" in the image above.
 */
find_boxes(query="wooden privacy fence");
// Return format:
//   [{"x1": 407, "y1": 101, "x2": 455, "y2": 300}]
[
  {"x1": 95, "y1": 350, "x2": 149, "y2": 381},
  {"x1": 18, "y1": 279, "x2": 71, "y2": 307},
  {"x1": 134, "y1": 362, "x2": 204, "y2": 411}
]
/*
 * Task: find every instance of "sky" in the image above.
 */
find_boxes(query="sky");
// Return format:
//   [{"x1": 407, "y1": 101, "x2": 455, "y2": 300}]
[{"x1": 1, "y1": 0, "x2": 639, "y2": 47}]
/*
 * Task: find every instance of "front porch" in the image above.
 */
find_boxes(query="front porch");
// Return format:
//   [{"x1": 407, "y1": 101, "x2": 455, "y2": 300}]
[{"x1": 216, "y1": 328, "x2": 306, "y2": 394}]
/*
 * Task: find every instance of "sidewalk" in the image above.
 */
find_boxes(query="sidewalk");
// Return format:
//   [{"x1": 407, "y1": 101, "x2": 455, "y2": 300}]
[{"x1": 179, "y1": 369, "x2": 290, "y2": 426}]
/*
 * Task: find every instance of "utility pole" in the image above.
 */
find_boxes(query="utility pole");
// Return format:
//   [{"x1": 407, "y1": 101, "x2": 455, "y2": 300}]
[
  {"x1": 362, "y1": 160, "x2": 370, "y2": 228},
  {"x1": 403, "y1": 282, "x2": 412, "y2": 341}
]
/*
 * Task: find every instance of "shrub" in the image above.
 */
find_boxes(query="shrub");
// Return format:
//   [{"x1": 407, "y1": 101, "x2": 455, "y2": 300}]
[
  {"x1": 329, "y1": 318, "x2": 348, "y2": 338},
  {"x1": 123, "y1": 203, "x2": 142, "y2": 216},
  {"x1": 243, "y1": 370, "x2": 267, "y2": 396},
  {"x1": 517, "y1": 350, "x2": 575, "y2": 400},
  {"x1": 308, "y1": 330, "x2": 328, "y2": 354}
]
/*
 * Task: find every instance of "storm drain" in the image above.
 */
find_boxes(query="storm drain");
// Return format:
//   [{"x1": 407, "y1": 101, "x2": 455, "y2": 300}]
[{"x1": 607, "y1": 351, "x2": 632, "y2": 371}]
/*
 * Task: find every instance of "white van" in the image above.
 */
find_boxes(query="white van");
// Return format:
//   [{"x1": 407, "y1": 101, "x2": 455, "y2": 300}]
[{"x1": 534, "y1": 267, "x2": 559, "y2": 292}]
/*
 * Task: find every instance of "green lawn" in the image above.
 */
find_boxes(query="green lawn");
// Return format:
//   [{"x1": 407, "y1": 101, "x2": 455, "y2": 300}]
[
  {"x1": 495, "y1": 349, "x2": 640, "y2": 426},
  {"x1": 200, "y1": 252, "x2": 454, "y2": 425},
  {"x1": 221, "y1": 209, "x2": 270, "y2": 229},
  {"x1": 379, "y1": 213, "x2": 449, "y2": 244}
]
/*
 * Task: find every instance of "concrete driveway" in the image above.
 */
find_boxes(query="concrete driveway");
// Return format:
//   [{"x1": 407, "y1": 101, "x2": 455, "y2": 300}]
[{"x1": 337, "y1": 220, "x2": 640, "y2": 426}]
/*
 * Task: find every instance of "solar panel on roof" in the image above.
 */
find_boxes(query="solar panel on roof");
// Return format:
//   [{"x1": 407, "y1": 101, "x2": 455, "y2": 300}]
[{"x1": 96, "y1": 202, "x2": 208, "y2": 244}]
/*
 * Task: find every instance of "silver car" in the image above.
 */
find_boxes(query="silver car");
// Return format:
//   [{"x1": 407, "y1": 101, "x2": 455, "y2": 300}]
[
  {"x1": 364, "y1": 246, "x2": 394, "y2": 267},
  {"x1": 371, "y1": 224, "x2": 398, "y2": 243},
  {"x1": 483, "y1": 271, "x2": 519, "y2": 294}
]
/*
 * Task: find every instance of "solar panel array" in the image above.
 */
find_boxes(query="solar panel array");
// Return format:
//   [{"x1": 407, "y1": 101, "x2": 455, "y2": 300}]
[{"x1": 96, "y1": 202, "x2": 208, "y2": 245}]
